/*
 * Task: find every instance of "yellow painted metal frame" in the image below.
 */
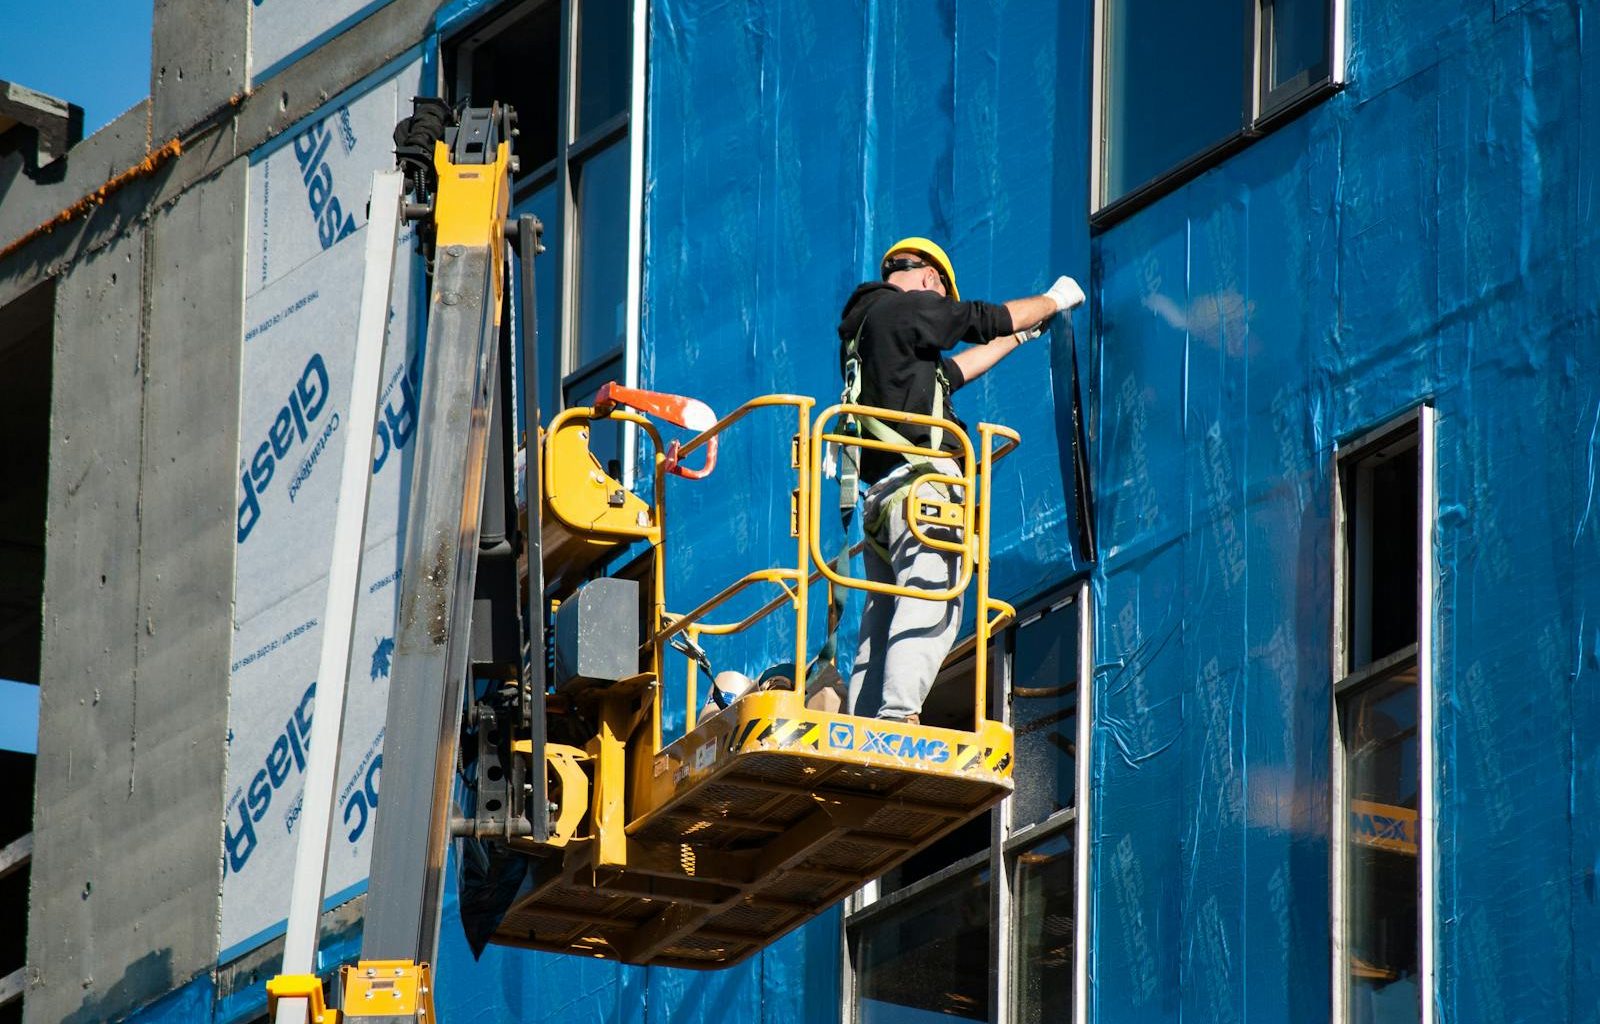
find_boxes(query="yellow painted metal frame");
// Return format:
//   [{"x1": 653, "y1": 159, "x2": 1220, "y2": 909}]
[
  {"x1": 811, "y1": 404, "x2": 979, "y2": 602},
  {"x1": 429, "y1": 138, "x2": 511, "y2": 324},
  {"x1": 265, "y1": 974, "x2": 338, "y2": 1024},
  {"x1": 492, "y1": 396, "x2": 1024, "y2": 966},
  {"x1": 544, "y1": 407, "x2": 664, "y2": 544},
  {"x1": 643, "y1": 394, "x2": 816, "y2": 743},
  {"x1": 637, "y1": 687, "x2": 1014, "y2": 817},
  {"x1": 807, "y1": 406, "x2": 1021, "y2": 724},
  {"x1": 339, "y1": 960, "x2": 435, "y2": 1020}
]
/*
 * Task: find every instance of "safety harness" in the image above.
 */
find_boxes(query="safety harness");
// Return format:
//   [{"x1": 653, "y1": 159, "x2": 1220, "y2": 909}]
[{"x1": 815, "y1": 319, "x2": 960, "y2": 671}]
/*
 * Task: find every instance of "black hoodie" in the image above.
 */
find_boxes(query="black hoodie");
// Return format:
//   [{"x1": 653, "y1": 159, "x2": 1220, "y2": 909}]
[{"x1": 836, "y1": 281, "x2": 1015, "y2": 484}]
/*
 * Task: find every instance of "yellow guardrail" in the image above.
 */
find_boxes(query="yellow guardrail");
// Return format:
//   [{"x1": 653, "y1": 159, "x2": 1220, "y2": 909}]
[
  {"x1": 561, "y1": 393, "x2": 1020, "y2": 744},
  {"x1": 809, "y1": 404, "x2": 978, "y2": 602},
  {"x1": 637, "y1": 395, "x2": 816, "y2": 751}
]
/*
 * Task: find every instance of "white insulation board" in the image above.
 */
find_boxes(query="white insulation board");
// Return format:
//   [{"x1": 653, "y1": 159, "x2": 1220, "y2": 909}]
[
  {"x1": 250, "y1": 0, "x2": 398, "y2": 83},
  {"x1": 222, "y1": 55, "x2": 425, "y2": 961}
]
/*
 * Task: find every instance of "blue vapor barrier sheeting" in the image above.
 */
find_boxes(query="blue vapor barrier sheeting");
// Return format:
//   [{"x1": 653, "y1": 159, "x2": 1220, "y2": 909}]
[
  {"x1": 432, "y1": 848, "x2": 843, "y2": 1024},
  {"x1": 643, "y1": 0, "x2": 1094, "y2": 746},
  {"x1": 1090, "y1": 4, "x2": 1600, "y2": 1024}
]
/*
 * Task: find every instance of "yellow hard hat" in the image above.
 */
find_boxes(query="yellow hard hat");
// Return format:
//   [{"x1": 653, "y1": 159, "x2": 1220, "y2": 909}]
[{"x1": 881, "y1": 236, "x2": 959, "y2": 301}]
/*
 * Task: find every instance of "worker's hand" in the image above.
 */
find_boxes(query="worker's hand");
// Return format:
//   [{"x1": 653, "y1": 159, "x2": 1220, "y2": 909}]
[
  {"x1": 1046, "y1": 275, "x2": 1086, "y2": 313},
  {"x1": 1014, "y1": 324, "x2": 1045, "y2": 344}
]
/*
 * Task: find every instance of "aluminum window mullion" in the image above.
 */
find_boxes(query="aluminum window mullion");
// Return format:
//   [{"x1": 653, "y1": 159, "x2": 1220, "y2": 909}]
[
  {"x1": 1333, "y1": 642, "x2": 1419, "y2": 697},
  {"x1": 1244, "y1": 0, "x2": 1262, "y2": 128},
  {"x1": 1330, "y1": 428, "x2": 1349, "y2": 1024},
  {"x1": 844, "y1": 848, "x2": 991, "y2": 931},
  {"x1": 1088, "y1": 0, "x2": 1109, "y2": 213},
  {"x1": 992, "y1": 633, "x2": 1015, "y2": 1024},
  {"x1": 1330, "y1": 0, "x2": 1347, "y2": 85},
  {"x1": 1417, "y1": 405, "x2": 1437, "y2": 1024},
  {"x1": 1003, "y1": 805, "x2": 1077, "y2": 856},
  {"x1": 1073, "y1": 586, "x2": 1093, "y2": 1024},
  {"x1": 621, "y1": 0, "x2": 648, "y2": 488},
  {"x1": 511, "y1": 158, "x2": 560, "y2": 201},
  {"x1": 1330, "y1": 406, "x2": 1433, "y2": 1024},
  {"x1": 556, "y1": 0, "x2": 578, "y2": 383},
  {"x1": 568, "y1": 110, "x2": 631, "y2": 165}
]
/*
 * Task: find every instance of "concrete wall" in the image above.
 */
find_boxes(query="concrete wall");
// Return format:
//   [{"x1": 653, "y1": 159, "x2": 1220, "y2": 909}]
[
  {"x1": 4, "y1": 2, "x2": 445, "y2": 1020},
  {"x1": 26, "y1": 161, "x2": 246, "y2": 1024}
]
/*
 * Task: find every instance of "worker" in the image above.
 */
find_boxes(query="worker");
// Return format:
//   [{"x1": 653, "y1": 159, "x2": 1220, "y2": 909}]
[{"x1": 838, "y1": 237, "x2": 1084, "y2": 724}]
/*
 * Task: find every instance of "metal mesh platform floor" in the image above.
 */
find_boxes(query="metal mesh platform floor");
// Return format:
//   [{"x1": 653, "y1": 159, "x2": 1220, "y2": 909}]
[{"x1": 490, "y1": 694, "x2": 1014, "y2": 968}]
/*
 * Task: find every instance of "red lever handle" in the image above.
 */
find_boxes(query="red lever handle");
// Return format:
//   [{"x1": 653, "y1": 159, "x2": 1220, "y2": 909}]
[{"x1": 592, "y1": 382, "x2": 719, "y2": 480}]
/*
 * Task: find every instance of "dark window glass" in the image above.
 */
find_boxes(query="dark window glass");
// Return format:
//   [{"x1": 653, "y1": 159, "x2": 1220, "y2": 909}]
[
  {"x1": 0, "y1": 280, "x2": 52, "y2": 685},
  {"x1": 576, "y1": 0, "x2": 629, "y2": 137},
  {"x1": 1013, "y1": 830, "x2": 1074, "y2": 1024},
  {"x1": 854, "y1": 868, "x2": 991, "y2": 1023},
  {"x1": 878, "y1": 814, "x2": 991, "y2": 897},
  {"x1": 1102, "y1": 0, "x2": 1247, "y2": 203},
  {"x1": 1264, "y1": 0, "x2": 1330, "y2": 97},
  {"x1": 1341, "y1": 672, "x2": 1420, "y2": 1024},
  {"x1": 513, "y1": 183, "x2": 563, "y2": 428},
  {"x1": 1011, "y1": 601, "x2": 1079, "y2": 828},
  {"x1": 573, "y1": 138, "x2": 630, "y2": 369},
  {"x1": 1344, "y1": 439, "x2": 1419, "y2": 672},
  {"x1": 458, "y1": 0, "x2": 561, "y2": 172}
]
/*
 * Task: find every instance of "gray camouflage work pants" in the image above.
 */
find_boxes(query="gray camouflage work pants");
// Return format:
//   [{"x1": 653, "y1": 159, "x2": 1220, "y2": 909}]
[{"x1": 847, "y1": 473, "x2": 964, "y2": 721}]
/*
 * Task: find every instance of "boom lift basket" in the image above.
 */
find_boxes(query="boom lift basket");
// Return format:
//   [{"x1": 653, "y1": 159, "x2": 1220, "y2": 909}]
[{"x1": 489, "y1": 396, "x2": 1022, "y2": 967}]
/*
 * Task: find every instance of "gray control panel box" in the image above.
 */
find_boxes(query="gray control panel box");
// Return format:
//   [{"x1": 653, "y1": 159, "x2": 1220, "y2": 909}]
[{"x1": 554, "y1": 576, "x2": 640, "y2": 694}]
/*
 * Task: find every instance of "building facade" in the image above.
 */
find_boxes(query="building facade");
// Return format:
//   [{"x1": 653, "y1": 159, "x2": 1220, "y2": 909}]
[{"x1": 1, "y1": 1, "x2": 1595, "y2": 1023}]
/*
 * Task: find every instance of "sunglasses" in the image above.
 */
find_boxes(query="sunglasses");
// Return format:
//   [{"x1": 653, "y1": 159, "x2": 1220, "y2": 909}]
[{"x1": 881, "y1": 256, "x2": 949, "y2": 292}]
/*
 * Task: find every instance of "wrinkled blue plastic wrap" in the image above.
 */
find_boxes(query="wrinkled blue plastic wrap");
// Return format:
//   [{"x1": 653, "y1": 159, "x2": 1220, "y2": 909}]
[
  {"x1": 437, "y1": 0, "x2": 1092, "y2": 1020},
  {"x1": 1091, "y1": 3, "x2": 1600, "y2": 1023},
  {"x1": 643, "y1": 0, "x2": 1093, "y2": 733}
]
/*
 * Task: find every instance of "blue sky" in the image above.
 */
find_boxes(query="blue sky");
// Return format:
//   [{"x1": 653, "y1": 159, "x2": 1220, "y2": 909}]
[
  {"x1": 1, "y1": 0, "x2": 155, "y2": 136},
  {"x1": 0, "y1": 680, "x2": 38, "y2": 754}
]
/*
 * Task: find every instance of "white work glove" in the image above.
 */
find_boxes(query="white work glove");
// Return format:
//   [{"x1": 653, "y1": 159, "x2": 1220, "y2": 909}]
[
  {"x1": 1045, "y1": 275, "x2": 1086, "y2": 313},
  {"x1": 1014, "y1": 324, "x2": 1045, "y2": 343}
]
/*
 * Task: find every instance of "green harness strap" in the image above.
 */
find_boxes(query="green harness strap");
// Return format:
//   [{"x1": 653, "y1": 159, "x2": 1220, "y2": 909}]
[{"x1": 817, "y1": 321, "x2": 953, "y2": 667}]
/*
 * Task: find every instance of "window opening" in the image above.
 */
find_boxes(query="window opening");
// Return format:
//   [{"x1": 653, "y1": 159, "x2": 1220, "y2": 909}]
[
  {"x1": 448, "y1": 0, "x2": 561, "y2": 175},
  {"x1": 0, "y1": 278, "x2": 50, "y2": 1024},
  {"x1": 1343, "y1": 432, "x2": 1419, "y2": 673},
  {"x1": 1011, "y1": 596, "x2": 1081, "y2": 829},
  {"x1": 1101, "y1": 0, "x2": 1246, "y2": 206},
  {"x1": 844, "y1": 579, "x2": 1092, "y2": 1024},
  {"x1": 1260, "y1": 0, "x2": 1331, "y2": 106},
  {"x1": 877, "y1": 652, "x2": 988, "y2": 894},
  {"x1": 1341, "y1": 671, "x2": 1420, "y2": 1023},
  {"x1": 1012, "y1": 829, "x2": 1075, "y2": 1024},
  {"x1": 1334, "y1": 411, "x2": 1429, "y2": 1024},
  {"x1": 445, "y1": 0, "x2": 638, "y2": 477},
  {"x1": 0, "y1": 281, "x2": 52, "y2": 686},
  {"x1": 571, "y1": 139, "x2": 630, "y2": 370},
  {"x1": 575, "y1": 0, "x2": 629, "y2": 137},
  {"x1": 851, "y1": 864, "x2": 991, "y2": 1024},
  {"x1": 1093, "y1": 0, "x2": 1344, "y2": 220}
]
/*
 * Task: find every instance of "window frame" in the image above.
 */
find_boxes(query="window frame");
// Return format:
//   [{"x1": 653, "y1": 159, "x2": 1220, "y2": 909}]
[
  {"x1": 1329, "y1": 405, "x2": 1436, "y2": 1024},
  {"x1": 842, "y1": 578, "x2": 1093, "y2": 1024},
  {"x1": 444, "y1": 0, "x2": 647, "y2": 484},
  {"x1": 1089, "y1": 0, "x2": 1347, "y2": 227}
]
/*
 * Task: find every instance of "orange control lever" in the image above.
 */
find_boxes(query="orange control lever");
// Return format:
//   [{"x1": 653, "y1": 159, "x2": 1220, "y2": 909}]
[{"x1": 591, "y1": 382, "x2": 719, "y2": 479}]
